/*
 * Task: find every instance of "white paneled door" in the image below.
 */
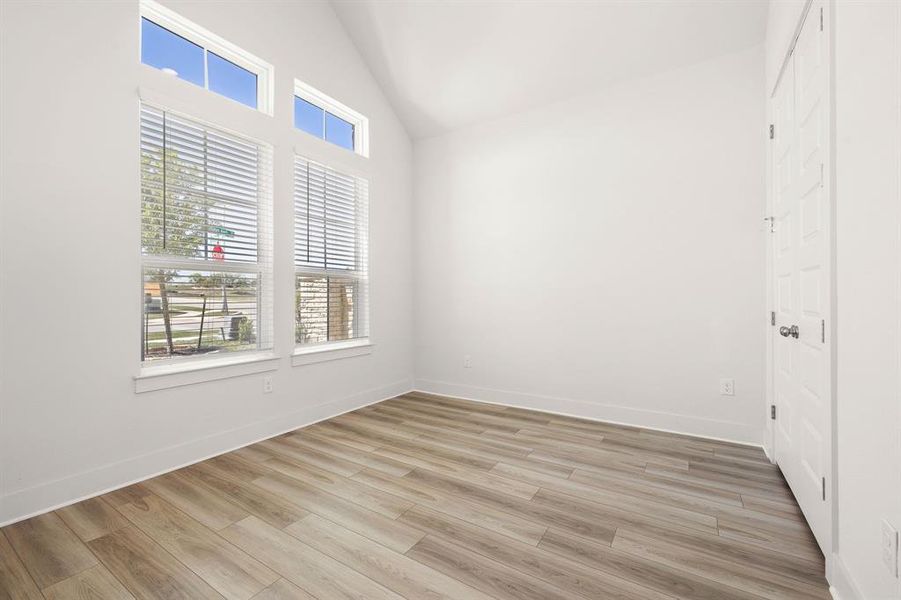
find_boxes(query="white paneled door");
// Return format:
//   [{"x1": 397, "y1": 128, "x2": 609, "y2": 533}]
[{"x1": 770, "y1": 0, "x2": 831, "y2": 555}]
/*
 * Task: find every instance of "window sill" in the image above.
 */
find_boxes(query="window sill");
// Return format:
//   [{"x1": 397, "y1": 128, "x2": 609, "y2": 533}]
[
  {"x1": 292, "y1": 340, "x2": 372, "y2": 367},
  {"x1": 135, "y1": 352, "x2": 279, "y2": 393}
]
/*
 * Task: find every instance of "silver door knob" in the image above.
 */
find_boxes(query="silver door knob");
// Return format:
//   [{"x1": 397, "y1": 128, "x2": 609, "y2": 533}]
[{"x1": 779, "y1": 325, "x2": 799, "y2": 338}]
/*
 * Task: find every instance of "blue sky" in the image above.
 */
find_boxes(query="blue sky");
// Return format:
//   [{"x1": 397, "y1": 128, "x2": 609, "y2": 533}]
[
  {"x1": 142, "y1": 17, "x2": 354, "y2": 150},
  {"x1": 141, "y1": 18, "x2": 256, "y2": 109}
]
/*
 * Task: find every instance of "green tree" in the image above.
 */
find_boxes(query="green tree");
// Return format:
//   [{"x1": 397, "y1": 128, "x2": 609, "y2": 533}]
[{"x1": 141, "y1": 142, "x2": 212, "y2": 356}]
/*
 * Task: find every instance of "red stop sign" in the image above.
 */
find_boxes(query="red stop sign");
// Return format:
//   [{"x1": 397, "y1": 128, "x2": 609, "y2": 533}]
[{"x1": 212, "y1": 245, "x2": 225, "y2": 260}]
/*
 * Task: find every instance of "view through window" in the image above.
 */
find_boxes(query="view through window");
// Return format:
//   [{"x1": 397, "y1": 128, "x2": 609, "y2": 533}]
[
  {"x1": 140, "y1": 14, "x2": 263, "y2": 110},
  {"x1": 140, "y1": 104, "x2": 273, "y2": 362},
  {"x1": 294, "y1": 96, "x2": 356, "y2": 150},
  {"x1": 294, "y1": 157, "x2": 369, "y2": 346}
]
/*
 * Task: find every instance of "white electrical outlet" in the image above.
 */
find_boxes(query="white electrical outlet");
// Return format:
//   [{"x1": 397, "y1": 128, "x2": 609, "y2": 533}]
[
  {"x1": 719, "y1": 378, "x2": 735, "y2": 396},
  {"x1": 263, "y1": 376, "x2": 273, "y2": 394},
  {"x1": 882, "y1": 520, "x2": 899, "y2": 577},
  {"x1": 463, "y1": 354, "x2": 472, "y2": 368}
]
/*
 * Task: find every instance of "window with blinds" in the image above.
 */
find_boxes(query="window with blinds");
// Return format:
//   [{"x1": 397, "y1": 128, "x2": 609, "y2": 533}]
[
  {"x1": 140, "y1": 104, "x2": 273, "y2": 363},
  {"x1": 294, "y1": 157, "x2": 369, "y2": 346}
]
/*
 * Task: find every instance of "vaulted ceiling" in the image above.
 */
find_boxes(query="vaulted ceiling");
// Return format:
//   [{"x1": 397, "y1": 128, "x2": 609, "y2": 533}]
[{"x1": 331, "y1": 0, "x2": 768, "y2": 139}]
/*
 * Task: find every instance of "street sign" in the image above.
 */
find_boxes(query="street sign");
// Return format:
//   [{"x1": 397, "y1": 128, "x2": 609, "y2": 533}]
[{"x1": 211, "y1": 226, "x2": 235, "y2": 237}]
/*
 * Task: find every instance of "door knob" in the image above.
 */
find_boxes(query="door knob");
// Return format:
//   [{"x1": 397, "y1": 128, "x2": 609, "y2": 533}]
[{"x1": 779, "y1": 325, "x2": 799, "y2": 338}]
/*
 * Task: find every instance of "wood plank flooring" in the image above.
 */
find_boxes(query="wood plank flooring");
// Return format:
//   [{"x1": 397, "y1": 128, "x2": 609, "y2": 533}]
[{"x1": 0, "y1": 392, "x2": 830, "y2": 600}]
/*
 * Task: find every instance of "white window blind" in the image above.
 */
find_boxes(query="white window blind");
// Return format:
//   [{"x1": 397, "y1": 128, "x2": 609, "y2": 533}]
[
  {"x1": 140, "y1": 104, "x2": 273, "y2": 363},
  {"x1": 294, "y1": 157, "x2": 369, "y2": 346}
]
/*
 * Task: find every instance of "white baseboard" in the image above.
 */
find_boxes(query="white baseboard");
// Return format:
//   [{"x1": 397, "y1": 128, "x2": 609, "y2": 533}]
[
  {"x1": 0, "y1": 378, "x2": 413, "y2": 527},
  {"x1": 414, "y1": 379, "x2": 764, "y2": 447},
  {"x1": 828, "y1": 553, "x2": 866, "y2": 600}
]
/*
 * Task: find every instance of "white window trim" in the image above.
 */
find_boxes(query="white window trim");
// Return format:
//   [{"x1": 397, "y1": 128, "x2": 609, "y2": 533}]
[
  {"x1": 290, "y1": 142, "x2": 369, "y2": 180},
  {"x1": 137, "y1": 85, "x2": 276, "y2": 144},
  {"x1": 138, "y1": 102, "x2": 275, "y2": 380},
  {"x1": 292, "y1": 155, "x2": 371, "y2": 356},
  {"x1": 292, "y1": 339, "x2": 372, "y2": 367},
  {"x1": 294, "y1": 79, "x2": 369, "y2": 157},
  {"x1": 135, "y1": 352, "x2": 279, "y2": 393},
  {"x1": 141, "y1": 0, "x2": 274, "y2": 115}
]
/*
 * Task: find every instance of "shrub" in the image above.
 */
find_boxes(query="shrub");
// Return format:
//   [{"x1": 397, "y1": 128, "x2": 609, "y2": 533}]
[{"x1": 237, "y1": 317, "x2": 256, "y2": 343}]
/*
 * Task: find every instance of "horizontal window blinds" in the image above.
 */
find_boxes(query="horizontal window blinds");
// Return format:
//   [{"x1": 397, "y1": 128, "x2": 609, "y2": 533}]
[
  {"x1": 141, "y1": 104, "x2": 272, "y2": 265},
  {"x1": 294, "y1": 158, "x2": 368, "y2": 272},
  {"x1": 294, "y1": 157, "x2": 369, "y2": 345},
  {"x1": 140, "y1": 103, "x2": 272, "y2": 362}
]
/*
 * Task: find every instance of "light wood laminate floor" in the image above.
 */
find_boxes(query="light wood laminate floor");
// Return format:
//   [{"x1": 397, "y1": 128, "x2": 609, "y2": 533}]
[{"x1": 0, "y1": 392, "x2": 830, "y2": 600}]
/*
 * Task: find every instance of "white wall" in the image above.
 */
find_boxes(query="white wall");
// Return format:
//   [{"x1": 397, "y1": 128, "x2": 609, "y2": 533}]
[
  {"x1": 0, "y1": 0, "x2": 414, "y2": 524},
  {"x1": 413, "y1": 45, "x2": 767, "y2": 444},
  {"x1": 832, "y1": 2, "x2": 901, "y2": 598}
]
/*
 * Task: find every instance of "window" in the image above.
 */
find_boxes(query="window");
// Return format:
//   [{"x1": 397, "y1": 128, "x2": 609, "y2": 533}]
[
  {"x1": 207, "y1": 52, "x2": 257, "y2": 109},
  {"x1": 294, "y1": 97, "x2": 324, "y2": 139},
  {"x1": 141, "y1": 18, "x2": 204, "y2": 87},
  {"x1": 294, "y1": 157, "x2": 369, "y2": 347},
  {"x1": 294, "y1": 80, "x2": 369, "y2": 156},
  {"x1": 140, "y1": 0, "x2": 273, "y2": 113},
  {"x1": 141, "y1": 104, "x2": 273, "y2": 364},
  {"x1": 325, "y1": 112, "x2": 355, "y2": 150}
]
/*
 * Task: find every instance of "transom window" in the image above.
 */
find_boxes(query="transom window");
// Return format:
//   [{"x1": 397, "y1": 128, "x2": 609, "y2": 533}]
[
  {"x1": 140, "y1": 104, "x2": 273, "y2": 363},
  {"x1": 140, "y1": 0, "x2": 273, "y2": 113},
  {"x1": 294, "y1": 80, "x2": 369, "y2": 156},
  {"x1": 294, "y1": 157, "x2": 369, "y2": 346}
]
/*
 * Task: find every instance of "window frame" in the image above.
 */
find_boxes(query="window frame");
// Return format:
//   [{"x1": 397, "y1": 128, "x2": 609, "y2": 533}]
[
  {"x1": 292, "y1": 155, "x2": 371, "y2": 359},
  {"x1": 140, "y1": 0, "x2": 274, "y2": 115},
  {"x1": 134, "y1": 3, "x2": 376, "y2": 387},
  {"x1": 138, "y1": 103, "x2": 275, "y2": 375},
  {"x1": 294, "y1": 79, "x2": 370, "y2": 157}
]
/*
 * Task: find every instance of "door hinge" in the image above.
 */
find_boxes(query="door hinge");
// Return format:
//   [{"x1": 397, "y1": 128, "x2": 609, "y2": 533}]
[
  {"x1": 822, "y1": 477, "x2": 826, "y2": 500},
  {"x1": 771, "y1": 405, "x2": 776, "y2": 420},
  {"x1": 820, "y1": 7, "x2": 824, "y2": 31},
  {"x1": 820, "y1": 163, "x2": 824, "y2": 188},
  {"x1": 769, "y1": 124, "x2": 775, "y2": 139},
  {"x1": 764, "y1": 216, "x2": 775, "y2": 233},
  {"x1": 771, "y1": 311, "x2": 776, "y2": 326},
  {"x1": 821, "y1": 319, "x2": 826, "y2": 343}
]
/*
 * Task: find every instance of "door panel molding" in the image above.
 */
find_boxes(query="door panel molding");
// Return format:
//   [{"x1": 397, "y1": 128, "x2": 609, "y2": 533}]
[{"x1": 766, "y1": 0, "x2": 833, "y2": 561}]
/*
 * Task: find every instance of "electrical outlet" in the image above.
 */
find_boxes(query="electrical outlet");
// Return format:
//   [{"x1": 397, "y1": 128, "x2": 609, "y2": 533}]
[
  {"x1": 263, "y1": 376, "x2": 273, "y2": 394},
  {"x1": 463, "y1": 354, "x2": 472, "y2": 368},
  {"x1": 882, "y1": 520, "x2": 899, "y2": 577},
  {"x1": 719, "y1": 378, "x2": 735, "y2": 396}
]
